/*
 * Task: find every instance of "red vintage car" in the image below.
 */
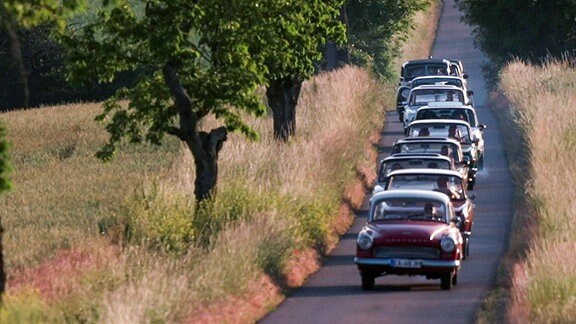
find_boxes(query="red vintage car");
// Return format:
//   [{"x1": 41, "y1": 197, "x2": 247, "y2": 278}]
[
  {"x1": 355, "y1": 190, "x2": 463, "y2": 290},
  {"x1": 382, "y1": 168, "x2": 476, "y2": 259}
]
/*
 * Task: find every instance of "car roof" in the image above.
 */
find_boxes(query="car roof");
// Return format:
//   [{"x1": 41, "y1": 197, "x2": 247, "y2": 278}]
[
  {"x1": 411, "y1": 75, "x2": 465, "y2": 82},
  {"x1": 410, "y1": 84, "x2": 465, "y2": 91},
  {"x1": 420, "y1": 102, "x2": 474, "y2": 109},
  {"x1": 387, "y1": 168, "x2": 462, "y2": 178},
  {"x1": 408, "y1": 119, "x2": 471, "y2": 128},
  {"x1": 380, "y1": 154, "x2": 451, "y2": 163},
  {"x1": 384, "y1": 152, "x2": 448, "y2": 158},
  {"x1": 402, "y1": 58, "x2": 450, "y2": 66},
  {"x1": 393, "y1": 136, "x2": 462, "y2": 145},
  {"x1": 370, "y1": 189, "x2": 451, "y2": 204}
]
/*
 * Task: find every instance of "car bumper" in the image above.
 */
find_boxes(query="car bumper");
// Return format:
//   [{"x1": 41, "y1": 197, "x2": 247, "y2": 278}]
[{"x1": 354, "y1": 257, "x2": 460, "y2": 268}]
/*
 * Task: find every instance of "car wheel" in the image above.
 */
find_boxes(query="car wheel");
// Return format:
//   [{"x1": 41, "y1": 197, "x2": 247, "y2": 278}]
[
  {"x1": 440, "y1": 272, "x2": 453, "y2": 290},
  {"x1": 361, "y1": 273, "x2": 375, "y2": 290},
  {"x1": 478, "y1": 153, "x2": 484, "y2": 170},
  {"x1": 464, "y1": 237, "x2": 470, "y2": 259},
  {"x1": 398, "y1": 112, "x2": 404, "y2": 122},
  {"x1": 452, "y1": 272, "x2": 458, "y2": 286}
]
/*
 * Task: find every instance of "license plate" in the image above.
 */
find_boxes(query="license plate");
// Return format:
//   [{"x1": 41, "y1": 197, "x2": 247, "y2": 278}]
[{"x1": 391, "y1": 259, "x2": 422, "y2": 268}]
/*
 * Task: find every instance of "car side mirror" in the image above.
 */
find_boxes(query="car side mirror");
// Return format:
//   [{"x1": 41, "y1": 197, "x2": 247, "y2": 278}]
[
  {"x1": 463, "y1": 73, "x2": 469, "y2": 79},
  {"x1": 467, "y1": 90, "x2": 474, "y2": 96},
  {"x1": 451, "y1": 216, "x2": 463, "y2": 227},
  {"x1": 468, "y1": 193, "x2": 476, "y2": 200},
  {"x1": 479, "y1": 124, "x2": 487, "y2": 130}
]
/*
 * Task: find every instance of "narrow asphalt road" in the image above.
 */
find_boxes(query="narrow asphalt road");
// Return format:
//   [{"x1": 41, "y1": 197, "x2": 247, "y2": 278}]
[{"x1": 260, "y1": 1, "x2": 513, "y2": 323}]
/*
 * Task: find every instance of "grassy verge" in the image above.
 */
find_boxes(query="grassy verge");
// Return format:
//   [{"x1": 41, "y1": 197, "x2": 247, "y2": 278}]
[
  {"x1": 479, "y1": 57, "x2": 576, "y2": 323},
  {"x1": 0, "y1": 1, "x2": 442, "y2": 322}
]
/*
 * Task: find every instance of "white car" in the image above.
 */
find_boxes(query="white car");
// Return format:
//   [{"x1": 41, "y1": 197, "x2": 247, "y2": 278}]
[
  {"x1": 402, "y1": 85, "x2": 474, "y2": 131},
  {"x1": 414, "y1": 102, "x2": 487, "y2": 170}
]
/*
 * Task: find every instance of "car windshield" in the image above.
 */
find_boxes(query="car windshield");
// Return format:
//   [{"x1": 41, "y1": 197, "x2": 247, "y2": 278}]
[
  {"x1": 409, "y1": 89, "x2": 465, "y2": 106},
  {"x1": 408, "y1": 124, "x2": 471, "y2": 142},
  {"x1": 386, "y1": 174, "x2": 463, "y2": 194},
  {"x1": 379, "y1": 159, "x2": 451, "y2": 181},
  {"x1": 372, "y1": 198, "x2": 447, "y2": 222},
  {"x1": 412, "y1": 78, "x2": 463, "y2": 89},
  {"x1": 393, "y1": 142, "x2": 460, "y2": 163},
  {"x1": 405, "y1": 64, "x2": 449, "y2": 80},
  {"x1": 416, "y1": 108, "x2": 477, "y2": 126}
]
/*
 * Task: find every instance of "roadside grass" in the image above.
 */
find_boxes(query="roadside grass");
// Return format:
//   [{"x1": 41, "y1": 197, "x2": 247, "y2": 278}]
[
  {"x1": 0, "y1": 1, "x2": 442, "y2": 322},
  {"x1": 491, "y1": 57, "x2": 576, "y2": 323},
  {"x1": 0, "y1": 65, "x2": 384, "y2": 322}
]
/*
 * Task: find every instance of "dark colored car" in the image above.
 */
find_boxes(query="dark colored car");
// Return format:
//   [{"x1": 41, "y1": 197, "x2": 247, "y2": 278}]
[
  {"x1": 355, "y1": 189, "x2": 463, "y2": 290},
  {"x1": 396, "y1": 58, "x2": 453, "y2": 121}
]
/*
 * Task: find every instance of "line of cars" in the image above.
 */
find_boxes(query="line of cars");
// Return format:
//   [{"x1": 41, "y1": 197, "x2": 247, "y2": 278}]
[{"x1": 354, "y1": 58, "x2": 487, "y2": 290}]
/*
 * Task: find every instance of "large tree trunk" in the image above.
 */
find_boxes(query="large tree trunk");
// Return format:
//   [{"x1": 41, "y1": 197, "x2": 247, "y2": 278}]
[
  {"x1": 189, "y1": 127, "x2": 227, "y2": 201},
  {"x1": 266, "y1": 78, "x2": 302, "y2": 142},
  {"x1": 7, "y1": 25, "x2": 30, "y2": 108},
  {"x1": 163, "y1": 64, "x2": 227, "y2": 203}
]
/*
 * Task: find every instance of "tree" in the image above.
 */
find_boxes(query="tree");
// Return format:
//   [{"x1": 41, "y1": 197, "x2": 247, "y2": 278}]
[
  {"x1": 456, "y1": 0, "x2": 576, "y2": 66},
  {"x1": 0, "y1": 123, "x2": 12, "y2": 300},
  {"x1": 251, "y1": 0, "x2": 346, "y2": 141},
  {"x1": 347, "y1": 0, "x2": 429, "y2": 80},
  {"x1": 0, "y1": 0, "x2": 83, "y2": 108},
  {"x1": 62, "y1": 1, "x2": 294, "y2": 202}
]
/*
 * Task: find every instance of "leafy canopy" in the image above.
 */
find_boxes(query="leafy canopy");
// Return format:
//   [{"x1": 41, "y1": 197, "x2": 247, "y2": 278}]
[
  {"x1": 347, "y1": 0, "x2": 429, "y2": 80},
  {"x1": 63, "y1": 0, "x2": 275, "y2": 160}
]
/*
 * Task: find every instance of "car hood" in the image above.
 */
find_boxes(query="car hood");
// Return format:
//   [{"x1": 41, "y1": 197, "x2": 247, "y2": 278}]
[{"x1": 368, "y1": 222, "x2": 450, "y2": 244}]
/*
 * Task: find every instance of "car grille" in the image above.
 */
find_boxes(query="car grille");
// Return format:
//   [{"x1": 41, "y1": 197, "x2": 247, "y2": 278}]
[{"x1": 374, "y1": 247, "x2": 440, "y2": 259}]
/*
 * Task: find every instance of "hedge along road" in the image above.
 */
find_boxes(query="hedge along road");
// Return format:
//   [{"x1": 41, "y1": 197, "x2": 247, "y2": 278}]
[{"x1": 259, "y1": 1, "x2": 513, "y2": 323}]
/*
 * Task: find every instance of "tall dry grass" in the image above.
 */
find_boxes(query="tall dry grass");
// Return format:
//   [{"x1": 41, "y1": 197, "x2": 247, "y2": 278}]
[
  {"x1": 0, "y1": 65, "x2": 384, "y2": 322},
  {"x1": 499, "y1": 57, "x2": 576, "y2": 323},
  {"x1": 0, "y1": 1, "x2": 442, "y2": 321}
]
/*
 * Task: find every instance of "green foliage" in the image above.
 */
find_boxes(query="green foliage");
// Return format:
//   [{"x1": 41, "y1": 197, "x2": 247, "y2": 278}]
[
  {"x1": 0, "y1": 123, "x2": 11, "y2": 194},
  {"x1": 0, "y1": 0, "x2": 84, "y2": 30},
  {"x1": 347, "y1": 0, "x2": 430, "y2": 80},
  {"x1": 246, "y1": 0, "x2": 346, "y2": 80},
  {"x1": 122, "y1": 185, "x2": 196, "y2": 254},
  {"x1": 282, "y1": 195, "x2": 337, "y2": 250},
  {"x1": 60, "y1": 0, "x2": 347, "y2": 161},
  {"x1": 0, "y1": 290, "x2": 61, "y2": 323},
  {"x1": 456, "y1": 0, "x2": 576, "y2": 66}
]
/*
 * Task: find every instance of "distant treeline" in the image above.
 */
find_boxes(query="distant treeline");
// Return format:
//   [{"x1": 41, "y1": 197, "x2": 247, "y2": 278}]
[
  {"x1": 0, "y1": 0, "x2": 429, "y2": 111},
  {"x1": 0, "y1": 25, "x2": 135, "y2": 111},
  {"x1": 456, "y1": 0, "x2": 576, "y2": 77}
]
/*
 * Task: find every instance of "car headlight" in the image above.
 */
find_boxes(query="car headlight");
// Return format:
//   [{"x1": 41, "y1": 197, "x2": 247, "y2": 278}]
[
  {"x1": 401, "y1": 88, "x2": 410, "y2": 99},
  {"x1": 440, "y1": 236, "x2": 456, "y2": 252},
  {"x1": 357, "y1": 233, "x2": 373, "y2": 250}
]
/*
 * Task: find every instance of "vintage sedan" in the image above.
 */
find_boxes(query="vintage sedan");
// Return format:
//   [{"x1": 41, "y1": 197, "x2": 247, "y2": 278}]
[
  {"x1": 396, "y1": 75, "x2": 473, "y2": 118},
  {"x1": 414, "y1": 102, "x2": 487, "y2": 169},
  {"x1": 406, "y1": 119, "x2": 483, "y2": 181},
  {"x1": 382, "y1": 169, "x2": 476, "y2": 260},
  {"x1": 373, "y1": 153, "x2": 453, "y2": 194},
  {"x1": 396, "y1": 58, "x2": 453, "y2": 121},
  {"x1": 390, "y1": 136, "x2": 474, "y2": 189},
  {"x1": 401, "y1": 85, "x2": 473, "y2": 131},
  {"x1": 355, "y1": 189, "x2": 463, "y2": 290}
]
